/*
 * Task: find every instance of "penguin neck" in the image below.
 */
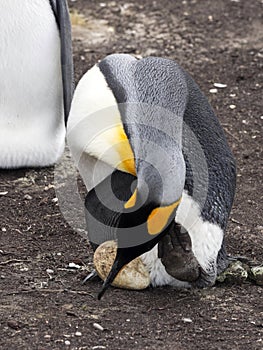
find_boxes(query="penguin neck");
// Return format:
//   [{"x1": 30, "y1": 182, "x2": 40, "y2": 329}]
[{"x1": 135, "y1": 143, "x2": 186, "y2": 206}]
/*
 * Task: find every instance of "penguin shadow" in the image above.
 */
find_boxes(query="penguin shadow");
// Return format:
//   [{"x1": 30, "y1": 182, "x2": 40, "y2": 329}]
[
  {"x1": 0, "y1": 167, "x2": 30, "y2": 181},
  {"x1": 0, "y1": 166, "x2": 55, "y2": 185}
]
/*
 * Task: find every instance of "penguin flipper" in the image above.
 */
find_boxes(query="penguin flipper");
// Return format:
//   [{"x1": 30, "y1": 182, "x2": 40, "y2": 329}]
[{"x1": 49, "y1": 0, "x2": 74, "y2": 124}]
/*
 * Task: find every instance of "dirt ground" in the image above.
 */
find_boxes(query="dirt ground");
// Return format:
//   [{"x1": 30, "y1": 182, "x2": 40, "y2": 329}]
[{"x1": 0, "y1": 0, "x2": 262, "y2": 349}]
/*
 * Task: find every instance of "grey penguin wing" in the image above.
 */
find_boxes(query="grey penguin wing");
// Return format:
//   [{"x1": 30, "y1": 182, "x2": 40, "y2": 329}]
[{"x1": 49, "y1": 0, "x2": 74, "y2": 125}]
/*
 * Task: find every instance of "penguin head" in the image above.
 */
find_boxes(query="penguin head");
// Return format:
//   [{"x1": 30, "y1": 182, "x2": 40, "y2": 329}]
[{"x1": 96, "y1": 151, "x2": 185, "y2": 299}]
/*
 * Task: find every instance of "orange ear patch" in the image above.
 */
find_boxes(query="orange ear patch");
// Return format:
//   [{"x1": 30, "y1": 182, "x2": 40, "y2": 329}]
[{"x1": 147, "y1": 198, "x2": 182, "y2": 235}]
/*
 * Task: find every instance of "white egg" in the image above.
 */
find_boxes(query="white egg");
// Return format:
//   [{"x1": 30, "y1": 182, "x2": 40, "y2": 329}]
[{"x1": 93, "y1": 241, "x2": 150, "y2": 290}]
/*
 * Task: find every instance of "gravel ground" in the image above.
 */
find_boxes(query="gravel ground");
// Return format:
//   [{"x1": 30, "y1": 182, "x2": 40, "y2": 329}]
[{"x1": 0, "y1": 0, "x2": 262, "y2": 349}]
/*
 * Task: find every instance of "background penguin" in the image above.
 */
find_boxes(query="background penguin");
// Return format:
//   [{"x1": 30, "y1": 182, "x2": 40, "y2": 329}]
[
  {"x1": 67, "y1": 54, "x2": 236, "y2": 299},
  {"x1": 0, "y1": 0, "x2": 73, "y2": 168}
]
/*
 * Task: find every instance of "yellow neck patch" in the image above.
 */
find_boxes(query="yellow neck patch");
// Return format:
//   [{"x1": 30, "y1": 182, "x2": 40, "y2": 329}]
[
  {"x1": 124, "y1": 188, "x2": 138, "y2": 209},
  {"x1": 102, "y1": 123, "x2": 136, "y2": 175},
  {"x1": 124, "y1": 190, "x2": 182, "y2": 236},
  {"x1": 115, "y1": 124, "x2": 136, "y2": 175},
  {"x1": 147, "y1": 198, "x2": 182, "y2": 235}
]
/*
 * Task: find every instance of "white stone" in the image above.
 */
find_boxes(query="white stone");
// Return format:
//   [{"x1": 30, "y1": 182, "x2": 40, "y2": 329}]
[
  {"x1": 213, "y1": 83, "x2": 227, "y2": 88},
  {"x1": 68, "y1": 262, "x2": 81, "y2": 269},
  {"x1": 209, "y1": 88, "x2": 218, "y2": 94},
  {"x1": 93, "y1": 323, "x2": 104, "y2": 331}
]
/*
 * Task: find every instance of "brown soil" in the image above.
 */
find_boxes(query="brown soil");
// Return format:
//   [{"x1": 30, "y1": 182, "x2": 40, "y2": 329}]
[{"x1": 0, "y1": 0, "x2": 262, "y2": 349}]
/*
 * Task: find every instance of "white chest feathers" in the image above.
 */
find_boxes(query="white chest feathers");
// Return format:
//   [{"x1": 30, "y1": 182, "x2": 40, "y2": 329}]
[
  {"x1": 141, "y1": 191, "x2": 224, "y2": 287},
  {"x1": 0, "y1": 0, "x2": 65, "y2": 168}
]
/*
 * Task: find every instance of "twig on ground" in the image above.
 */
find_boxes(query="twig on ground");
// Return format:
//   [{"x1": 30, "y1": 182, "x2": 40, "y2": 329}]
[
  {"x1": 0, "y1": 259, "x2": 30, "y2": 266},
  {"x1": 231, "y1": 218, "x2": 244, "y2": 225}
]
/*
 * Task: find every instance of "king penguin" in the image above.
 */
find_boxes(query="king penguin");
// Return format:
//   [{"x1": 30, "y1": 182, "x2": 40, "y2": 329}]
[
  {"x1": 0, "y1": 0, "x2": 73, "y2": 168},
  {"x1": 67, "y1": 54, "x2": 236, "y2": 299}
]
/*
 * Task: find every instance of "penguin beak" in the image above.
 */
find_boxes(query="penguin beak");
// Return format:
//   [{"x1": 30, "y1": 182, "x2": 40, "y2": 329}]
[
  {"x1": 98, "y1": 242, "x2": 156, "y2": 300},
  {"x1": 98, "y1": 239, "x2": 152, "y2": 299},
  {"x1": 98, "y1": 249, "x2": 128, "y2": 300},
  {"x1": 97, "y1": 190, "x2": 182, "y2": 299}
]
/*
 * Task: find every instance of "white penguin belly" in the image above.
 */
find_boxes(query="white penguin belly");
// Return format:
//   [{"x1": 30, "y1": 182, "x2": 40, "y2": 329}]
[{"x1": 0, "y1": 0, "x2": 65, "y2": 168}]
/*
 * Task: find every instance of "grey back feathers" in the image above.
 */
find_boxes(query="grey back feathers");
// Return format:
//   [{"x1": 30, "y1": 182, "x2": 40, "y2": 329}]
[{"x1": 182, "y1": 70, "x2": 236, "y2": 230}]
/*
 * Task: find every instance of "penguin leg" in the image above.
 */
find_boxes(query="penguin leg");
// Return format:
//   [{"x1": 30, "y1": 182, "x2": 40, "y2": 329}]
[{"x1": 158, "y1": 222, "x2": 200, "y2": 282}]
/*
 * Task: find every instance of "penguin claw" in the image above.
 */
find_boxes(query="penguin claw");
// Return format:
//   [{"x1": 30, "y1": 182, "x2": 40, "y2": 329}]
[{"x1": 82, "y1": 269, "x2": 100, "y2": 285}]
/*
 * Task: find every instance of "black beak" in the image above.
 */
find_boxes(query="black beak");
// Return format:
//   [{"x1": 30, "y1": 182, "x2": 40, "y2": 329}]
[
  {"x1": 98, "y1": 251, "x2": 125, "y2": 300},
  {"x1": 97, "y1": 228, "x2": 169, "y2": 300},
  {"x1": 97, "y1": 247, "x2": 136, "y2": 300}
]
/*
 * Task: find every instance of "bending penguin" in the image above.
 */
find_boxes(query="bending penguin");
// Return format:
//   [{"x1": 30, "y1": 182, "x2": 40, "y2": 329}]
[
  {"x1": 67, "y1": 54, "x2": 236, "y2": 299},
  {"x1": 0, "y1": 0, "x2": 73, "y2": 168}
]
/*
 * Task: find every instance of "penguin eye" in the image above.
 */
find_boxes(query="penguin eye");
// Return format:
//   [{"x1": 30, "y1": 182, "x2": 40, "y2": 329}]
[{"x1": 147, "y1": 198, "x2": 182, "y2": 235}]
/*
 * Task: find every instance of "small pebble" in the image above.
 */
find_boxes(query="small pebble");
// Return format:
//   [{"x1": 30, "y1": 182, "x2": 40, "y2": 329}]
[
  {"x1": 52, "y1": 197, "x2": 58, "y2": 203},
  {"x1": 0, "y1": 191, "x2": 8, "y2": 196},
  {"x1": 209, "y1": 88, "x2": 218, "y2": 94},
  {"x1": 39, "y1": 281, "x2": 48, "y2": 288},
  {"x1": 251, "y1": 266, "x2": 263, "y2": 285},
  {"x1": 44, "y1": 335, "x2": 51, "y2": 340},
  {"x1": 68, "y1": 262, "x2": 81, "y2": 269},
  {"x1": 44, "y1": 184, "x2": 54, "y2": 191},
  {"x1": 214, "y1": 83, "x2": 227, "y2": 88},
  {"x1": 7, "y1": 320, "x2": 21, "y2": 330},
  {"x1": 65, "y1": 340, "x2": 71, "y2": 346},
  {"x1": 75, "y1": 331, "x2": 82, "y2": 337},
  {"x1": 229, "y1": 104, "x2": 236, "y2": 109},
  {"x1": 182, "y1": 317, "x2": 193, "y2": 323},
  {"x1": 2, "y1": 228, "x2": 7, "y2": 232},
  {"x1": 92, "y1": 347, "x2": 106, "y2": 350},
  {"x1": 19, "y1": 266, "x2": 29, "y2": 272},
  {"x1": 93, "y1": 323, "x2": 104, "y2": 331},
  {"x1": 46, "y1": 269, "x2": 54, "y2": 274},
  {"x1": 24, "y1": 194, "x2": 32, "y2": 200}
]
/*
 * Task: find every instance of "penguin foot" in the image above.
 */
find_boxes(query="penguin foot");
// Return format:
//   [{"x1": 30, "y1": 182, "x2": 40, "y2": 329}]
[{"x1": 158, "y1": 223, "x2": 200, "y2": 282}]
